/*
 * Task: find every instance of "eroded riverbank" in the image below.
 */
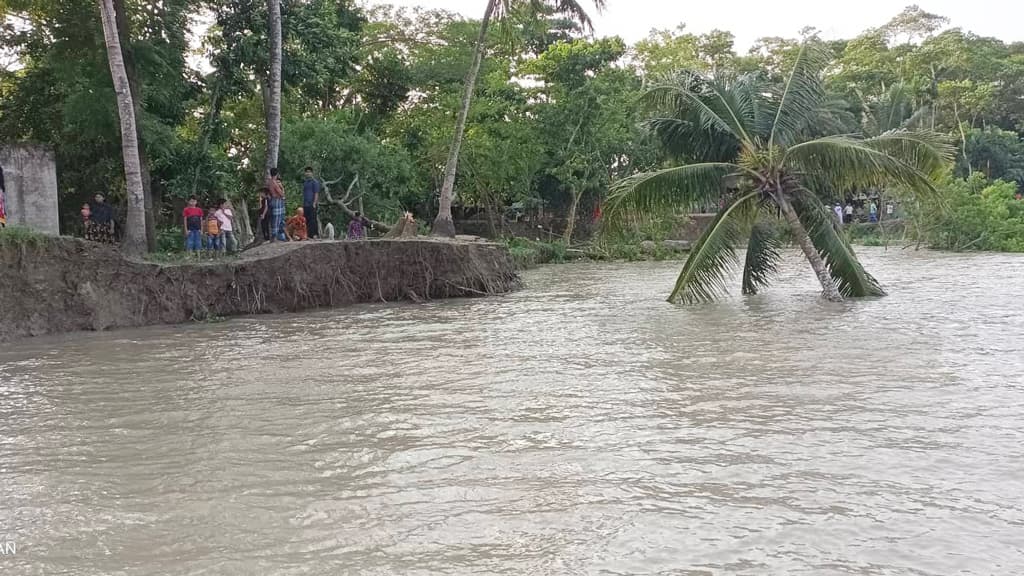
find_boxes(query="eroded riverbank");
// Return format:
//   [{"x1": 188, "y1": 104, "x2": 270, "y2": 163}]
[{"x1": 0, "y1": 236, "x2": 520, "y2": 341}]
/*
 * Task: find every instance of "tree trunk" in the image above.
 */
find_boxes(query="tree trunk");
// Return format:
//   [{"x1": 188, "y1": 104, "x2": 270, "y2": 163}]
[
  {"x1": 265, "y1": 0, "x2": 283, "y2": 174},
  {"x1": 954, "y1": 101, "x2": 970, "y2": 175},
  {"x1": 432, "y1": 0, "x2": 498, "y2": 238},
  {"x1": 236, "y1": 197, "x2": 253, "y2": 247},
  {"x1": 99, "y1": 0, "x2": 147, "y2": 256},
  {"x1": 776, "y1": 191, "x2": 842, "y2": 302},
  {"x1": 563, "y1": 186, "x2": 581, "y2": 245},
  {"x1": 112, "y1": 0, "x2": 155, "y2": 250}
]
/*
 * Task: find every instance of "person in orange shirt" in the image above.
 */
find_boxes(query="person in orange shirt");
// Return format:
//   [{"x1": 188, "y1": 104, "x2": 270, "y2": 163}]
[
  {"x1": 205, "y1": 208, "x2": 221, "y2": 253},
  {"x1": 285, "y1": 207, "x2": 308, "y2": 241}
]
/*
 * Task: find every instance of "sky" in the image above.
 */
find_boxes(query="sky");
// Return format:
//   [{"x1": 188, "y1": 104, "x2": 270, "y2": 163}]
[{"x1": 363, "y1": 0, "x2": 1024, "y2": 49}]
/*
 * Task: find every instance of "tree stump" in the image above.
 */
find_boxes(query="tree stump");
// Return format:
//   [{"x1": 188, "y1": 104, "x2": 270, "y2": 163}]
[{"x1": 384, "y1": 212, "x2": 418, "y2": 239}]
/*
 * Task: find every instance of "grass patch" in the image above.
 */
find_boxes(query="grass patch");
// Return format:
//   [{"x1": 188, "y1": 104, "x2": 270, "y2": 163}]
[
  {"x1": 506, "y1": 238, "x2": 570, "y2": 269},
  {"x1": 0, "y1": 225, "x2": 50, "y2": 248},
  {"x1": 846, "y1": 221, "x2": 906, "y2": 247},
  {"x1": 584, "y1": 241, "x2": 685, "y2": 262},
  {"x1": 145, "y1": 250, "x2": 241, "y2": 264}
]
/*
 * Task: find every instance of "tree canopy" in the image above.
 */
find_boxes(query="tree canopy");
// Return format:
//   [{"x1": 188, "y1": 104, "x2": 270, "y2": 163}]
[{"x1": 0, "y1": 2, "x2": 1020, "y2": 239}]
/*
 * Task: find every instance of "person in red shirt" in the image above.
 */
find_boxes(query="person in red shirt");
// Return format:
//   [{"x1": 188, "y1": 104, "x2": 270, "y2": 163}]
[{"x1": 183, "y1": 196, "x2": 204, "y2": 253}]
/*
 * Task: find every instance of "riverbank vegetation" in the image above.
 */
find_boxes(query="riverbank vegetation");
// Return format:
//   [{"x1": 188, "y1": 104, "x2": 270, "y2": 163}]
[{"x1": 2, "y1": 3, "x2": 1023, "y2": 259}]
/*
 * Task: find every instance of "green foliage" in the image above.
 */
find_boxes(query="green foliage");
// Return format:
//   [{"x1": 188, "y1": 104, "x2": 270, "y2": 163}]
[
  {"x1": 279, "y1": 116, "x2": 419, "y2": 219},
  {"x1": 505, "y1": 237, "x2": 569, "y2": 268},
  {"x1": 959, "y1": 127, "x2": 1024, "y2": 187},
  {"x1": 0, "y1": 225, "x2": 50, "y2": 248},
  {"x1": 2, "y1": 0, "x2": 1022, "y2": 261},
  {"x1": 742, "y1": 220, "x2": 784, "y2": 295},
  {"x1": 910, "y1": 174, "x2": 1024, "y2": 252}
]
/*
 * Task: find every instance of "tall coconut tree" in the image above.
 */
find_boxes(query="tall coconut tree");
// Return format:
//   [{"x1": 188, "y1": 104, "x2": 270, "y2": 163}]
[
  {"x1": 98, "y1": 0, "x2": 147, "y2": 256},
  {"x1": 432, "y1": 0, "x2": 606, "y2": 238},
  {"x1": 265, "y1": 0, "x2": 282, "y2": 174},
  {"x1": 608, "y1": 44, "x2": 953, "y2": 303}
]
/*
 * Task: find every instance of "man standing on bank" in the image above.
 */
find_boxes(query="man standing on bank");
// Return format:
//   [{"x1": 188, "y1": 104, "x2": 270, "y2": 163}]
[{"x1": 302, "y1": 166, "x2": 320, "y2": 240}]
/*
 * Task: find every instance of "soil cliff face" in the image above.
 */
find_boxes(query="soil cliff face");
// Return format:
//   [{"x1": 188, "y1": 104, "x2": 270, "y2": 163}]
[{"x1": 0, "y1": 237, "x2": 520, "y2": 341}]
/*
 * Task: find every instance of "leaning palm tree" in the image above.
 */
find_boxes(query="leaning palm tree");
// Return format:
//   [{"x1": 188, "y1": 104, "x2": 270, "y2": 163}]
[
  {"x1": 432, "y1": 0, "x2": 605, "y2": 237},
  {"x1": 608, "y1": 44, "x2": 953, "y2": 303}
]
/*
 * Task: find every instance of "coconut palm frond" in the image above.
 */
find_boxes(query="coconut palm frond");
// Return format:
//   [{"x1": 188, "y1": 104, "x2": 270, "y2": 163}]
[
  {"x1": 862, "y1": 130, "x2": 955, "y2": 181},
  {"x1": 783, "y1": 135, "x2": 941, "y2": 198},
  {"x1": 793, "y1": 191, "x2": 886, "y2": 297},
  {"x1": 551, "y1": 0, "x2": 604, "y2": 31},
  {"x1": 742, "y1": 219, "x2": 784, "y2": 295},
  {"x1": 644, "y1": 116, "x2": 741, "y2": 163},
  {"x1": 605, "y1": 162, "x2": 742, "y2": 226},
  {"x1": 731, "y1": 74, "x2": 767, "y2": 139},
  {"x1": 668, "y1": 191, "x2": 761, "y2": 304},
  {"x1": 643, "y1": 72, "x2": 757, "y2": 148},
  {"x1": 766, "y1": 42, "x2": 830, "y2": 150},
  {"x1": 802, "y1": 96, "x2": 859, "y2": 139}
]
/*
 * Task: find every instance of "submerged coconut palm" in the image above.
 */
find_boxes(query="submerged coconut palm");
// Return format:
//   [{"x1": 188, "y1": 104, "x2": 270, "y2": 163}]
[{"x1": 608, "y1": 44, "x2": 954, "y2": 303}]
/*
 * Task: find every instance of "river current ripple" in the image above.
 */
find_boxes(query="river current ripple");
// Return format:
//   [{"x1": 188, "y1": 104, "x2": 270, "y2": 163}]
[{"x1": 2, "y1": 247, "x2": 1023, "y2": 575}]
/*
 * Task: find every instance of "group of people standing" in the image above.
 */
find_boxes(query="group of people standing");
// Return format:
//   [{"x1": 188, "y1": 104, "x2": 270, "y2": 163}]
[
  {"x1": 256, "y1": 166, "x2": 370, "y2": 243},
  {"x1": 183, "y1": 196, "x2": 236, "y2": 254},
  {"x1": 72, "y1": 166, "x2": 369, "y2": 252},
  {"x1": 833, "y1": 199, "x2": 887, "y2": 225},
  {"x1": 82, "y1": 193, "x2": 115, "y2": 243}
]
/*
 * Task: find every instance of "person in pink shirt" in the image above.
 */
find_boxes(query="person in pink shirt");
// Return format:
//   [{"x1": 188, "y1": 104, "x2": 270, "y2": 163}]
[{"x1": 214, "y1": 198, "x2": 237, "y2": 253}]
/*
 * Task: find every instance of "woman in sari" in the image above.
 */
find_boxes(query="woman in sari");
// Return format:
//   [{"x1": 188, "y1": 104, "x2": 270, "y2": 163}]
[{"x1": 86, "y1": 193, "x2": 115, "y2": 243}]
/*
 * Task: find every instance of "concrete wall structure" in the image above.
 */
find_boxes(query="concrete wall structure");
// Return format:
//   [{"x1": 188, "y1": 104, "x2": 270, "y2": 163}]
[{"x1": 0, "y1": 144, "x2": 60, "y2": 235}]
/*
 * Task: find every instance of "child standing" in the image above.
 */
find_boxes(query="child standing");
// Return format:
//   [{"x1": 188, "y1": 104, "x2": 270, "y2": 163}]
[
  {"x1": 214, "y1": 198, "x2": 236, "y2": 253},
  {"x1": 257, "y1": 188, "x2": 271, "y2": 242},
  {"x1": 183, "y1": 197, "x2": 204, "y2": 253},
  {"x1": 80, "y1": 203, "x2": 91, "y2": 237},
  {"x1": 206, "y1": 207, "x2": 221, "y2": 253}
]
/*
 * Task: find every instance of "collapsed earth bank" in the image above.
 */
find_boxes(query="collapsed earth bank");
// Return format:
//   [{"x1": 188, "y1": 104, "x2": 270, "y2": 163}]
[{"x1": 0, "y1": 237, "x2": 521, "y2": 342}]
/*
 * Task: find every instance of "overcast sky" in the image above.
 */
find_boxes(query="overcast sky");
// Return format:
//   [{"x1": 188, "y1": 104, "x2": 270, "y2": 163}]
[{"x1": 363, "y1": 0, "x2": 1023, "y2": 49}]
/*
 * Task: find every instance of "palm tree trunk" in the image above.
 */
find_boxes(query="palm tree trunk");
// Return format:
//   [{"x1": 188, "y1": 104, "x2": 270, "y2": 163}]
[
  {"x1": 265, "y1": 0, "x2": 282, "y2": 174},
  {"x1": 777, "y1": 192, "x2": 842, "y2": 302},
  {"x1": 99, "y1": 0, "x2": 146, "y2": 257},
  {"x1": 432, "y1": 0, "x2": 498, "y2": 238},
  {"x1": 112, "y1": 0, "x2": 155, "y2": 250}
]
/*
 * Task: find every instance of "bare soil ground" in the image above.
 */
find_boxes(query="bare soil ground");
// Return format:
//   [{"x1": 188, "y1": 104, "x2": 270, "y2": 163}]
[{"x1": 0, "y1": 236, "x2": 520, "y2": 341}]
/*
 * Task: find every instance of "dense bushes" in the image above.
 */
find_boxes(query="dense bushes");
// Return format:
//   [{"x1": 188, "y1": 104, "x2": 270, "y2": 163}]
[{"x1": 910, "y1": 175, "x2": 1024, "y2": 252}]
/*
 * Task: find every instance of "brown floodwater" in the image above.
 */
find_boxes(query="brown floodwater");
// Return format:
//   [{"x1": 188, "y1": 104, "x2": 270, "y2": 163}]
[{"x1": 1, "y1": 247, "x2": 1023, "y2": 575}]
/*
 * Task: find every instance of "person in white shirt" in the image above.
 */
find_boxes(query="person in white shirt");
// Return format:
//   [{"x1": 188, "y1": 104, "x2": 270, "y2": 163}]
[
  {"x1": 214, "y1": 198, "x2": 237, "y2": 253},
  {"x1": 844, "y1": 203, "x2": 854, "y2": 224}
]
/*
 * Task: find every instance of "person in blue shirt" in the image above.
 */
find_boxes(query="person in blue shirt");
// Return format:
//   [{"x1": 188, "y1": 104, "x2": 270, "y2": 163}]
[{"x1": 302, "y1": 166, "x2": 320, "y2": 239}]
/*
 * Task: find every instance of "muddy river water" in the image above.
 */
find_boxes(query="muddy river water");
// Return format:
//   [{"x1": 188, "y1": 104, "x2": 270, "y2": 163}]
[{"x1": 2, "y1": 247, "x2": 1023, "y2": 575}]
